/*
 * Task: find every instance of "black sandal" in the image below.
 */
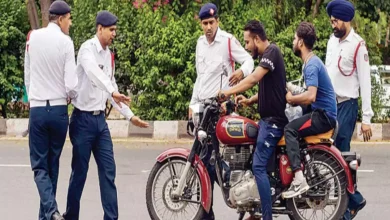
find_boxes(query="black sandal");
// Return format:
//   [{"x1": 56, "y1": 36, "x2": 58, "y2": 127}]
[{"x1": 351, "y1": 199, "x2": 366, "y2": 219}]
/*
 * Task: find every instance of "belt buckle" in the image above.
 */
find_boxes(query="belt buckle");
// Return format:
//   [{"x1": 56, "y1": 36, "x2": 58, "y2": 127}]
[{"x1": 92, "y1": 111, "x2": 100, "y2": 115}]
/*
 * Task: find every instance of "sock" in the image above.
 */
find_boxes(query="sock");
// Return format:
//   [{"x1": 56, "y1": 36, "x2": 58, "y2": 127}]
[{"x1": 295, "y1": 170, "x2": 304, "y2": 182}]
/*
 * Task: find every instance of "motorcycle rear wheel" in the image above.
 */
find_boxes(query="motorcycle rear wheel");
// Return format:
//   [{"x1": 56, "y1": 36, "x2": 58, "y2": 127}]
[
  {"x1": 146, "y1": 158, "x2": 206, "y2": 220},
  {"x1": 287, "y1": 151, "x2": 349, "y2": 220}
]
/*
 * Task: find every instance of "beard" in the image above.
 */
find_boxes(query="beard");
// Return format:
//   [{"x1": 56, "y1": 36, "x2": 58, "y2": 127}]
[
  {"x1": 333, "y1": 26, "x2": 347, "y2": 38},
  {"x1": 293, "y1": 45, "x2": 301, "y2": 58},
  {"x1": 251, "y1": 45, "x2": 259, "y2": 59}
]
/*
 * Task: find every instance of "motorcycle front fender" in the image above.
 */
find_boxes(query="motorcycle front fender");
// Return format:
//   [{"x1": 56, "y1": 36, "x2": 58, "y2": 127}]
[
  {"x1": 156, "y1": 148, "x2": 212, "y2": 213},
  {"x1": 308, "y1": 144, "x2": 355, "y2": 194}
]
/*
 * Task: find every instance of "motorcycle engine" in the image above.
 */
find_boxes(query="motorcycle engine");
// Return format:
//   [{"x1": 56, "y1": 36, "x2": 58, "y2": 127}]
[
  {"x1": 228, "y1": 170, "x2": 260, "y2": 207},
  {"x1": 223, "y1": 145, "x2": 260, "y2": 208}
]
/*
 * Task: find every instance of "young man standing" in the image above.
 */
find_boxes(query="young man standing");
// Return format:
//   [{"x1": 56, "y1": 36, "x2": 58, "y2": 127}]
[{"x1": 219, "y1": 20, "x2": 288, "y2": 220}]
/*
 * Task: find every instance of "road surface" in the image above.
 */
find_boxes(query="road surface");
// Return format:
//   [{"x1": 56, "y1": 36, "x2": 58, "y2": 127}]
[{"x1": 0, "y1": 140, "x2": 387, "y2": 220}]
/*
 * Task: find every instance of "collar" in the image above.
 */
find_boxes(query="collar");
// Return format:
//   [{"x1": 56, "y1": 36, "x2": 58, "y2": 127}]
[
  {"x1": 48, "y1": 22, "x2": 62, "y2": 32},
  {"x1": 93, "y1": 35, "x2": 105, "y2": 53},
  {"x1": 203, "y1": 27, "x2": 222, "y2": 45},
  {"x1": 340, "y1": 28, "x2": 355, "y2": 43}
]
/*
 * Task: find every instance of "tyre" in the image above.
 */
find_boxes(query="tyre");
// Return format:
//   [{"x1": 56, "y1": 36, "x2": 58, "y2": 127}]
[
  {"x1": 146, "y1": 158, "x2": 206, "y2": 220},
  {"x1": 287, "y1": 150, "x2": 349, "y2": 220}
]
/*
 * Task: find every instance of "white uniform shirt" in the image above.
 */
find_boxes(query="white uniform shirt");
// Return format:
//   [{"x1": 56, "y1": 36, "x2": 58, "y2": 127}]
[
  {"x1": 325, "y1": 28, "x2": 374, "y2": 124},
  {"x1": 72, "y1": 36, "x2": 134, "y2": 120},
  {"x1": 190, "y1": 28, "x2": 254, "y2": 105},
  {"x1": 24, "y1": 23, "x2": 78, "y2": 107}
]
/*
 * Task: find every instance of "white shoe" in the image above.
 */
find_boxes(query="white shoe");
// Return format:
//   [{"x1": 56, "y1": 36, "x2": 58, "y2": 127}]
[{"x1": 282, "y1": 178, "x2": 310, "y2": 199}]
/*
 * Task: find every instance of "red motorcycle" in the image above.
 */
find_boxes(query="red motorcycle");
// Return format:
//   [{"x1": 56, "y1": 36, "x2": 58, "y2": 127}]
[{"x1": 145, "y1": 96, "x2": 361, "y2": 220}]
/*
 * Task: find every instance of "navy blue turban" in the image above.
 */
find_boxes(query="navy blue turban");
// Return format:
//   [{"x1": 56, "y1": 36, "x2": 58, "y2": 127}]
[{"x1": 326, "y1": 0, "x2": 355, "y2": 22}]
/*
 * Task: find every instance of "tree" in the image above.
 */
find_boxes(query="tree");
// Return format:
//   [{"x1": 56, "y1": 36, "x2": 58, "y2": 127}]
[
  {"x1": 0, "y1": 1, "x2": 30, "y2": 118},
  {"x1": 40, "y1": 0, "x2": 52, "y2": 27},
  {"x1": 26, "y1": 0, "x2": 40, "y2": 29}
]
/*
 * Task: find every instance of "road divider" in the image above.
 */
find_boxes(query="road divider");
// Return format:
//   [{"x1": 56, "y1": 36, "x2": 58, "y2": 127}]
[{"x1": 0, "y1": 118, "x2": 389, "y2": 141}]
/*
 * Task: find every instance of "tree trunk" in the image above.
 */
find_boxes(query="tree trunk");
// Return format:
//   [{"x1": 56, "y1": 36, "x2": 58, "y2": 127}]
[
  {"x1": 26, "y1": 0, "x2": 40, "y2": 29},
  {"x1": 40, "y1": 0, "x2": 52, "y2": 28},
  {"x1": 312, "y1": 0, "x2": 322, "y2": 17},
  {"x1": 386, "y1": 24, "x2": 389, "y2": 48},
  {"x1": 305, "y1": 0, "x2": 312, "y2": 16}
]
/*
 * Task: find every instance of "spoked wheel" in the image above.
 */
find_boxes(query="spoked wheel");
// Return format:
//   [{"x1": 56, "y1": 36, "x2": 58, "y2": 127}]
[
  {"x1": 287, "y1": 151, "x2": 348, "y2": 220},
  {"x1": 146, "y1": 158, "x2": 205, "y2": 220}
]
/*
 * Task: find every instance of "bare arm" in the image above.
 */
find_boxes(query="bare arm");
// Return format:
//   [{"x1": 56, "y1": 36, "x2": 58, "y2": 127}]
[
  {"x1": 225, "y1": 66, "x2": 269, "y2": 96},
  {"x1": 286, "y1": 86, "x2": 317, "y2": 106}
]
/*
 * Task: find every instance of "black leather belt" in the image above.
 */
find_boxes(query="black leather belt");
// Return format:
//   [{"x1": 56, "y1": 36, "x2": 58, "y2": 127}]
[{"x1": 74, "y1": 108, "x2": 104, "y2": 116}]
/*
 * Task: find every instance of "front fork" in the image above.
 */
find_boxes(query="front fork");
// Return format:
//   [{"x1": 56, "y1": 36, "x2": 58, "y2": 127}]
[{"x1": 171, "y1": 138, "x2": 204, "y2": 198}]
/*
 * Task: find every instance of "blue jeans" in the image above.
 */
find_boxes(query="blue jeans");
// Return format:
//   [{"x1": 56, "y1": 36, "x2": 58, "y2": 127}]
[
  {"x1": 253, "y1": 119, "x2": 284, "y2": 220},
  {"x1": 335, "y1": 99, "x2": 365, "y2": 219},
  {"x1": 29, "y1": 102, "x2": 69, "y2": 220},
  {"x1": 63, "y1": 108, "x2": 118, "y2": 220}
]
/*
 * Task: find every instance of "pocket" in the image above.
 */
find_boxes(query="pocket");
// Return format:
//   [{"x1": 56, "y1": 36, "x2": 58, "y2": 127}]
[
  {"x1": 325, "y1": 51, "x2": 332, "y2": 66},
  {"x1": 338, "y1": 49, "x2": 354, "y2": 75},
  {"x1": 53, "y1": 106, "x2": 68, "y2": 120},
  {"x1": 263, "y1": 122, "x2": 284, "y2": 143},
  {"x1": 197, "y1": 55, "x2": 206, "y2": 74},
  {"x1": 204, "y1": 56, "x2": 223, "y2": 75}
]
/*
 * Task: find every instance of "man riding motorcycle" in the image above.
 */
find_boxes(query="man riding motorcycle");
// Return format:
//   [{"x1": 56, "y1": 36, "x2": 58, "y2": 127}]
[
  {"x1": 219, "y1": 20, "x2": 289, "y2": 220},
  {"x1": 281, "y1": 22, "x2": 337, "y2": 199}
]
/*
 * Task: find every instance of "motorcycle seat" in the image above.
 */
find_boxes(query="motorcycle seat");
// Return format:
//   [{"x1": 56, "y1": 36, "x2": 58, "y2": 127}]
[{"x1": 277, "y1": 129, "x2": 335, "y2": 146}]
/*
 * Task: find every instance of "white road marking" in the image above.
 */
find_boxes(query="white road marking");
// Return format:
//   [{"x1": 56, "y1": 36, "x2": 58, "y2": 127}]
[
  {"x1": 0, "y1": 164, "x2": 30, "y2": 167},
  {"x1": 141, "y1": 170, "x2": 150, "y2": 173},
  {"x1": 357, "y1": 169, "x2": 374, "y2": 173}
]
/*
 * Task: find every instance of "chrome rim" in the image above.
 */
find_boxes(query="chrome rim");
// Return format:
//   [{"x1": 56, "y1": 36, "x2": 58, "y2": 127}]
[
  {"x1": 293, "y1": 160, "x2": 343, "y2": 220},
  {"x1": 151, "y1": 160, "x2": 202, "y2": 220}
]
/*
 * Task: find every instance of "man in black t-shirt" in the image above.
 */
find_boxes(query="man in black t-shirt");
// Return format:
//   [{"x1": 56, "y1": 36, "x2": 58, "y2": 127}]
[{"x1": 219, "y1": 20, "x2": 288, "y2": 220}]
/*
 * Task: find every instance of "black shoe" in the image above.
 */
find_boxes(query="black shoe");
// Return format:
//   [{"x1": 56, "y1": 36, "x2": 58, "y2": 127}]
[
  {"x1": 52, "y1": 212, "x2": 65, "y2": 220},
  {"x1": 351, "y1": 199, "x2": 366, "y2": 219}
]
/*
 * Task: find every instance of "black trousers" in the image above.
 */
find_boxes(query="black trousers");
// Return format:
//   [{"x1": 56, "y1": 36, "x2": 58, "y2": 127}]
[{"x1": 284, "y1": 109, "x2": 336, "y2": 171}]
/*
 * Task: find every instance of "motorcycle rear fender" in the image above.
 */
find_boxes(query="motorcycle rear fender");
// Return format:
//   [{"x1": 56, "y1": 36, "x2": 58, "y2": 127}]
[
  {"x1": 156, "y1": 148, "x2": 212, "y2": 213},
  {"x1": 308, "y1": 144, "x2": 355, "y2": 194}
]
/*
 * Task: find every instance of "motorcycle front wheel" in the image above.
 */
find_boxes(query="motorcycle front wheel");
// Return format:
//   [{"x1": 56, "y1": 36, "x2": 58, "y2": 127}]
[{"x1": 146, "y1": 158, "x2": 206, "y2": 220}]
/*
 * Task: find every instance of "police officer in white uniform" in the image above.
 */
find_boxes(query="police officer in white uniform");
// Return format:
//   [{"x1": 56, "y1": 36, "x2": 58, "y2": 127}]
[
  {"x1": 63, "y1": 11, "x2": 148, "y2": 220},
  {"x1": 325, "y1": 1, "x2": 371, "y2": 219},
  {"x1": 24, "y1": 1, "x2": 77, "y2": 219},
  {"x1": 190, "y1": 3, "x2": 254, "y2": 219},
  {"x1": 190, "y1": 3, "x2": 254, "y2": 109}
]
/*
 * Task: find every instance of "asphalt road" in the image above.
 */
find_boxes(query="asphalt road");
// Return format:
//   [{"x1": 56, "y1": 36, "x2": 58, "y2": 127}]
[{"x1": 0, "y1": 140, "x2": 388, "y2": 220}]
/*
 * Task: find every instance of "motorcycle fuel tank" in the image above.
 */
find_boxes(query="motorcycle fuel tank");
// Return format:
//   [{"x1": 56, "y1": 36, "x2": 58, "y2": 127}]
[{"x1": 216, "y1": 115, "x2": 258, "y2": 145}]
